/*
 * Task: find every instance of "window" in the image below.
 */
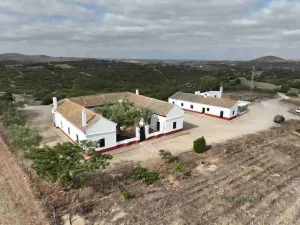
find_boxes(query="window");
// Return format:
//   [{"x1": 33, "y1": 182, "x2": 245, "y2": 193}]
[
  {"x1": 173, "y1": 122, "x2": 177, "y2": 129},
  {"x1": 99, "y1": 138, "x2": 105, "y2": 148},
  {"x1": 207, "y1": 108, "x2": 210, "y2": 112},
  {"x1": 190, "y1": 105, "x2": 194, "y2": 109},
  {"x1": 68, "y1": 127, "x2": 70, "y2": 135},
  {"x1": 233, "y1": 111, "x2": 235, "y2": 115},
  {"x1": 181, "y1": 103, "x2": 184, "y2": 107},
  {"x1": 61, "y1": 121, "x2": 63, "y2": 128},
  {"x1": 76, "y1": 134, "x2": 79, "y2": 143}
]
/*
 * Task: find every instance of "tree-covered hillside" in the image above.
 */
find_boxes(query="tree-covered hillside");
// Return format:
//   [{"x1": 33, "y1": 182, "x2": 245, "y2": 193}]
[{"x1": 0, "y1": 60, "x2": 243, "y2": 102}]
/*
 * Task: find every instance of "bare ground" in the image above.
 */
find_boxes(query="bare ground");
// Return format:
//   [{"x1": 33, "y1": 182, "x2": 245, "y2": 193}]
[
  {"x1": 64, "y1": 120, "x2": 300, "y2": 225},
  {"x1": 0, "y1": 136, "x2": 49, "y2": 225}
]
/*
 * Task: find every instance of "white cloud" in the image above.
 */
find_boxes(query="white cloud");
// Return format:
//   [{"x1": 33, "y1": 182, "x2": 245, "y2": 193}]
[{"x1": 0, "y1": 0, "x2": 299, "y2": 59}]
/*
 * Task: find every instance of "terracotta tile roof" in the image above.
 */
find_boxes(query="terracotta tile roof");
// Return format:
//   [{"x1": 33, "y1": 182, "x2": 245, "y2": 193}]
[
  {"x1": 169, "y1": 92, "x2": 238, "y2": 108},
  {"x1": 56, "y1": 99, "x2": 101, "y2": 131},
  {"x1": 69, "y1": 92, "x2": 173, "y2": 116},
  {"x1": 69, "y1": 92, "x2": 128, "y2": 108}
]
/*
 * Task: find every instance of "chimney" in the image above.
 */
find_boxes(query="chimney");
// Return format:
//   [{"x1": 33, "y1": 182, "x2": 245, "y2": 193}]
[
  {"x1": 220, "y1": 86, "x2": 223, "y2": 97},
  {"x1": 136, "y1": 89, "x2": 139, "y2": 95},
  {"x1": 53, "y1": 97, "x2": 58, "y2": 110},
  {"x1": 82, "y1": 109, "x2": 87, "y2": 126}
]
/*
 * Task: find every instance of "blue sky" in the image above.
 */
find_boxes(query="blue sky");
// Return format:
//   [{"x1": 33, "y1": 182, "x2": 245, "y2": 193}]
[{"x1": 0, "y1": 0, "x2": 299, "y2": 60}]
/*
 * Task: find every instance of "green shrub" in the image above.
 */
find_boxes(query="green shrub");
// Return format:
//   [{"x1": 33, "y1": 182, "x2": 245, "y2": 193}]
[
  {"x1": 132, "y1": 167, "x2": 148, "y2": 180},
  {"x1": 132, "y1": 167, "x2": 159, "y2": 185},
  {"x1": 159, "y1": 150, "x2": 173, "y2": 162},
  {"x1": 193, "y1": 137, "x2": 206, "y2": 153},
  {"x1": 121, "y1": 190, "x2": 132, "y2": 199},
  {"x1": 143, "y1": 171, "x2": 159, "y2": 185},
  {"x1": 175, "y1": 163, "x2": 184, "y2": 173},
  {"x1": 280, "y1": 84, "x2": 290, "y2": 93},
  {"x1": 287, "y1": 91, "x2": 298, "y2": 97}
]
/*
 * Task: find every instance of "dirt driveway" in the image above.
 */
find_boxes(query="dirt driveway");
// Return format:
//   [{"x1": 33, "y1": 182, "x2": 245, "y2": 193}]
[
  {"x1": 110, "y1": 98, "x2": 299, "y2": 165},
  {"x1": 22, "y1": 105, "x2": 69, "y2": 146}
]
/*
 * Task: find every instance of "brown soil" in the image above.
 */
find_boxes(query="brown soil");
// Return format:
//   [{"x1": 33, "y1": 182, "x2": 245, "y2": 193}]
[{"x1": 0, "y1": 136, "x2": 49, "y2": 225}]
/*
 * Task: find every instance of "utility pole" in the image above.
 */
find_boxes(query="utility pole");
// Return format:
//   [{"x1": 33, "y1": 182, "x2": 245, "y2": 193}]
[{"x1": 250, "y1": 66, "x2": 255, "y2": 91}]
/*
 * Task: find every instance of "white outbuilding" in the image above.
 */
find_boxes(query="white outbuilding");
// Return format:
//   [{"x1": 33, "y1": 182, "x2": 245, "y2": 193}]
[
  {"x1": 169, "y1": 92, "x2": 239, "y2": 120},
  {"x1": 52, "y1": 92, "x2": 185, "y2": 152}
]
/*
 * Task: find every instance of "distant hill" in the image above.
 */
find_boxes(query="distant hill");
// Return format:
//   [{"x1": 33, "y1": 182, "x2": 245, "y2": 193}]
[
  {"x1": 0, "y1": 53, "x2": 90, "y2": 63},
  {"x1": 251, "y1": 56, "x2": 285, "y2": 62}
]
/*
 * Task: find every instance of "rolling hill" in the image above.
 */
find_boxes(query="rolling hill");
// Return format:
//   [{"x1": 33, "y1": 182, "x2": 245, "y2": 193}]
[
  {"x1": 251, "y1": 56, "x2": 285, "y2": 62},
  {"x1": 0, "y1": 53, "x2": 89, "y2": 63}
]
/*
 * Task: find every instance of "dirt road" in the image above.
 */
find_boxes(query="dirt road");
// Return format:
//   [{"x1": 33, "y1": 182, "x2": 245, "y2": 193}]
[{"x1": 0, "y1": 137, "x2": 48, "y2": 225}]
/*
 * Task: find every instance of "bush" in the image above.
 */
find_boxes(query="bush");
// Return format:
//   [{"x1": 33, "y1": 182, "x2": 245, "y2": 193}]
[
  {"x1": 132, "y1": 166, "x2": 159, "y2": 185},
  {"x1": 193, "y1": 137, "x2": 206, "y2": 153},
  {"x1": 280, "y1": 84, "x2": 290, "y2": 93},
  {"x1": 0, "y1": 92, "x2": 14, "y2": 101},
  {"x1": 121, "y1": 190, "x2": 132, "y2": 199},
  {"x1": 132, "y1": 167, "x2": 148, "y2": 180},
  {"x1": 175, "y1": 163, "x2": 184, "y2": 173},
  {"x1": 287, "y1": 91, "x2": 298, "y2": 97},
  {"x1": 143, "y1": 171, "x2": 159, "y2": 185},
  {"x1": 159, "y1": 150, "x2": 173, "y2": 162}
]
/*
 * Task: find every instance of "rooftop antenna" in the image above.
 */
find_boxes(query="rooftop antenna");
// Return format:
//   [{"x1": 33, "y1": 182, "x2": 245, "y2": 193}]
[{"x1": 250, "y1": 66, "x2": 255, "y2": 91}]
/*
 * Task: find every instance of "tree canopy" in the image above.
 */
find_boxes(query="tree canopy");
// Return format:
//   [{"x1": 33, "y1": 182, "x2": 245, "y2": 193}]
[
  {"x1": 95, "y1": 99, "x2": 153, "y2": 130},
  {"x1": 7, "y1": 124, "x2": 41, "y2": 150},
  {"x1": 199, "y1": 76, "x2": 217, "y2": 92},
  {"x1": 26, "y1": 141, "x2": 112, "y2": 188}
]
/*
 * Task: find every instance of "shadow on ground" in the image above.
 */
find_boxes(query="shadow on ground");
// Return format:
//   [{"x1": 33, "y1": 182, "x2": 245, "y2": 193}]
[{"x1": 183, "y1": 121, "x2": 198, "y2": 130}]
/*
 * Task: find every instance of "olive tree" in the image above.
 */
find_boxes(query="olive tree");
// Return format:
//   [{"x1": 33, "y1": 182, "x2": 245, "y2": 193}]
[
  {"x1": 7, "y1": 124, "x2": 41, "y2": 150},
  {"x1": 26, "y1": 141, "x2": 112, "y2": 188},
  {"x1": 199, "y1": 76, "x2": 217, "y2": 91}
]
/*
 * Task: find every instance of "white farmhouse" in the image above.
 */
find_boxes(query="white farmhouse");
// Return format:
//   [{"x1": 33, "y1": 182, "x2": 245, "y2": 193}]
[
  {"x1": 52, "y1": 91, "x2": 184, "y2": 152},
  {"x1": 169, "y1": 92, "x2": 239, "y2": 120}
]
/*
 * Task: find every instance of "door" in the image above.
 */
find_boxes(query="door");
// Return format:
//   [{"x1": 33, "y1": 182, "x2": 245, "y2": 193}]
[
  {"x1": 157, "y1": 121, "x2": 160, "y2": 131},
  {"x1": 202, "y1": 108, "x2": 206, "y2": 114},
  {"x1": 220, "y1": 111, "x2": 224, "y2": 118}
]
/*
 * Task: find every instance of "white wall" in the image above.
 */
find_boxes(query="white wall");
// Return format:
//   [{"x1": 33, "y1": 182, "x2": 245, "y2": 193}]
[
  {"x1": 165, "y1": 105, "x2": 185, "y2": 133},
  {"x1": 86, "y1": 117, "x2": 117, "y2": 151},
  {"x1": 195, "y1": 91, "x2": 222, "y2": 98},
  {"x1": 169, "y1": 98, "x2": 237, "y2": 119},
  {"x1": 54, "y1": 111, "x2": 87, "y2": 142},
  {"x1": 149, "y1": 114, "x2": 166, "y2": 133}
]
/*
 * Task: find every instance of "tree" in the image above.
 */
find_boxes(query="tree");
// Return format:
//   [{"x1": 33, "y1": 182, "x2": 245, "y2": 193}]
[
  {"x1": 0, "y1": 92, "x2": 14, "y2": 101},
  {"x1": 26, "y1": 141, "x2": 113, "y2": 188},
  {"x1": 7, "y1": 124, "x2": 41, "y2": 150},
  {"x1": 199, "y1": 76, "x2": 217, "y2": 91},
  {"x1": 95, "y1": 99, "x2": 153, "y2": 134},
  {"x1": 280, "y1": 84, "x2": 290, "y2": 93},
  {"x1": 2, "y1": 107, "x2": 25, "y2": 128},
  {"x1": 193, "y1": 137, "x2": 206, "y2": 153}
]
